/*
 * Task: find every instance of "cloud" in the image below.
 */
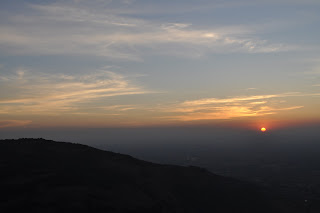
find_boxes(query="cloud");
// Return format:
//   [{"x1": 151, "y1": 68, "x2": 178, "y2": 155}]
[
  {"x1": 0, "y1": 68, "x2": 149, "y2": 115},
  {"x1": 98, "y1": 105, "x2": 136, "y2": 111},
  {"x1": 181, "y1": 93, "x2": 301, "y2": 106},
  {"x1": 0, "y1": 2, "x2": 290, "y2": 60},
  {"x1": 166, "y1": 106, "x2": 304, "y2": 121},
  {"x1": 0, "y1": 120, "x2": 32, "y2": 128},
  {"x1": 159, "y1": 92, "x2": 320, "y2": 121}
]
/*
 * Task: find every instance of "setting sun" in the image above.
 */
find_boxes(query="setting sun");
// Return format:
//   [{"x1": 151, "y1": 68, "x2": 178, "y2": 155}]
[{"x1": 261, "y1": 127, "x2": 267, "y2": 132}]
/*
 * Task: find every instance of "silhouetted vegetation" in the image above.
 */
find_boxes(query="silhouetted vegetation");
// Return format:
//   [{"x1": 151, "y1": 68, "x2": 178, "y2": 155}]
[{"x1": 0, "y1": 138, "x2": 305, "y2": 212}]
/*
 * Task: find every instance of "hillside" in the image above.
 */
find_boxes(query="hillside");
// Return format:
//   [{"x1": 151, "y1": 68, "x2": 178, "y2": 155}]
[{"x1": 0, "y1": 138, "x2": 296, "y2": 213}]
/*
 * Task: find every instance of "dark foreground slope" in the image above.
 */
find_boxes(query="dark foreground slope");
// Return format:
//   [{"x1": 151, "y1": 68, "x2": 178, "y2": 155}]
[{"x1": 0, "y1": 139, "x2": 294, "y2": 213}]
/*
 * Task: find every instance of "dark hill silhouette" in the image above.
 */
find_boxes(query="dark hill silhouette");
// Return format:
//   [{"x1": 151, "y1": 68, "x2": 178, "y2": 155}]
[{"x1": 0, "y1": 138, "x2": 296, "y2": 213}]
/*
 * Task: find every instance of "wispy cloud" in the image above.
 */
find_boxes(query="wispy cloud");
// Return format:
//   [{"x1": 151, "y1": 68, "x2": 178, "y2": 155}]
[
  {"x1": 166, "y1": 106, "x2": 304, "y2": 121},
  {"x1": 160, "y1": 92, "x2": 320, "y2": 121},
  {"x1": 0, "y1": 120, "x2": 32, "y2": 128},
  {"x1": 98, "y1": 105, "x2": 136, "y2": 111},
  {"x1": 0, "y1": 68, "x2": 149, "y2": 115},
  {"x1": 0, "y1": 2, "x2": 290, "y2": 60},
  {"x1": 181, "y1": 93, "x2": 301, "y2": 106}
]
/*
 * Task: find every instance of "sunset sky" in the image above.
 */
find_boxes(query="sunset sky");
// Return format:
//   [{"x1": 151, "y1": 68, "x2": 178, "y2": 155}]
[{"x1": 1, "y1": 0, "x2": 320, "y2": 130}]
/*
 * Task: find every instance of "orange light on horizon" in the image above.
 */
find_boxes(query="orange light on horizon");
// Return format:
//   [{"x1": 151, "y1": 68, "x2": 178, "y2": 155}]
[{"x1": 260, "y1": 127, "x2": 267, "y2": 132}]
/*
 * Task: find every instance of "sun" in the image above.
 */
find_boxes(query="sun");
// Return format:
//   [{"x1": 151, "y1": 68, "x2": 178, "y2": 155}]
[{"x1": 260, "y1": 127, "x2": 267, "y2": 132}]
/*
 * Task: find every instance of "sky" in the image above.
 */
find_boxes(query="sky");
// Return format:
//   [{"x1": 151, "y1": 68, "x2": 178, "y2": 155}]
[{"x1": 0, "y1": 0, "x2": 320, "y2": 131}]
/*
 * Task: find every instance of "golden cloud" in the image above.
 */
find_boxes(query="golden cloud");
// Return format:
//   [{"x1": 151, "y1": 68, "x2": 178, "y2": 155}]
[{"x1": 0, "y1": 69, "x2": 149, "y2": 115}]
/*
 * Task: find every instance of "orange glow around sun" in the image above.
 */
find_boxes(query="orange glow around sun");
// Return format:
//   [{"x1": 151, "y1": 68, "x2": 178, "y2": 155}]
[{"x1": 260, "y1": 127, "x2": 267, "y2": 132}]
